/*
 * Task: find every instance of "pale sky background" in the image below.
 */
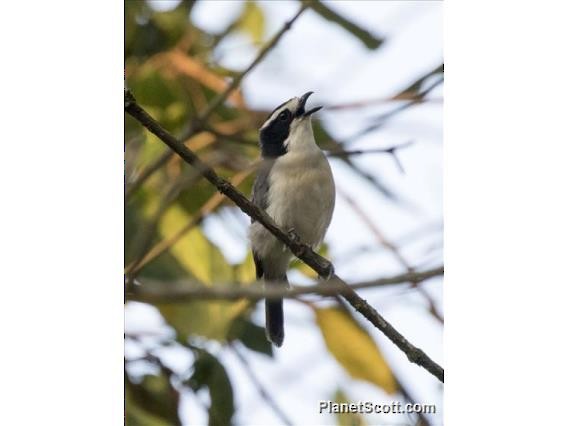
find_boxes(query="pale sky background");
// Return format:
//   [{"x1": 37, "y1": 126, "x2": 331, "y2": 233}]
[{"x1": 126, "y1": 1, "x2": 443, "y2": 425}]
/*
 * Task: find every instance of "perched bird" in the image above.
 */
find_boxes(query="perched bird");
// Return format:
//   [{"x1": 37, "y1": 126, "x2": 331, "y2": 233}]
[{"x1": 249, "y1": 92, "x2": 335, "y2": 347}]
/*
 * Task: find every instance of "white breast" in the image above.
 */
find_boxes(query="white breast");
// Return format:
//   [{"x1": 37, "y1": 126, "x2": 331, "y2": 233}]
[{"x1": 267, "y1": 150, "x2": 335, "y2": 247}]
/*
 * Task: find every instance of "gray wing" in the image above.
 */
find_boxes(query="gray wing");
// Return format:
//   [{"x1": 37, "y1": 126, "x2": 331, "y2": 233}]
[
  {"x1": 251, "y1": 159, "x2": 275, "y2": 223},
  {"x1": 251, "y1": 159, "x2": 275, "y2": 279}
]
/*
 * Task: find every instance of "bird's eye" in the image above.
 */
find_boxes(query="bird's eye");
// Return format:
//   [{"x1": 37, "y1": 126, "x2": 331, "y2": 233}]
[{"x1": 278, "y1": 110, "x2": 290, "y2": 121}]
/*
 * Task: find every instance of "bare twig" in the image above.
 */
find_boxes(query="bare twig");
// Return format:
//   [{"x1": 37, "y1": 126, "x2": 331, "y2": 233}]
[
  {"x1": 344, "y1": 77, "x2": 444, "y2": 145},
  {"x1": 326, "y1": 141, "x2": 414, "y2": 158},
  {"x1": 231, "y1": 345, "x2": 293, "y2": 426},
  {"x1": 124, "y1": 92, "x2": 444, "y2": 382},
  {"x1": 327, "y1": 141, "x2": 413, "y2": 173},
  {"x1": 325, "y1": 96, "x2": 442, "y2": 111},
  {"x1": 125, "y1": 4, "x2": 309, "y2": 199},
  {"x1": 396, "y1": 378, "x2": 432, "y2": 426},
  {"x1": 337, "y1": 187, "x2": 444, "y2": 324},
  {"x1": 127, "y1": 266, "x2": 443, "y2": 303}
]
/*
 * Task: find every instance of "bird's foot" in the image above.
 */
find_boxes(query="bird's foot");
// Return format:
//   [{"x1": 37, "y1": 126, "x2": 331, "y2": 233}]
[
  {"x1": 287, "y1": 227, "x2": 301, "y2": 243},
  {"x1": 321, "y1": 261, "x2": 335, "y2": 280}
]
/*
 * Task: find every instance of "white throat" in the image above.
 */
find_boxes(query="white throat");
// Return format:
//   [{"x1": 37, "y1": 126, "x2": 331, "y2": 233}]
[{"x1": 284, "y1": 118, "x2": 319, "y2": 153}]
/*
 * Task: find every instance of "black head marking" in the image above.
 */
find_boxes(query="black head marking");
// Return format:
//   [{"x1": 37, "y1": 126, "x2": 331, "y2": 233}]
[
  {"x1": 266, "y1": 99, "x2": 290, "y2": 121},
  {"x1": 259, "y1": 107, "x2": 293, "y2": 158}
]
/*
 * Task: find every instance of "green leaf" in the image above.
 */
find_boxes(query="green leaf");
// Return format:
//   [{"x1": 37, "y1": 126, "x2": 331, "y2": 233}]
[
  {"x1": 315, "y1": 307, "x2": 398, "y2": 395},
  {"x1": 156, "y1": 204, "x2": 233, "y2": 285},
  {"x1": 127, "y1": 68, "x2": 189, "y2": 131},
  {"x1": 334, "y1": 389, "x2": 368, "y2": 426},
  {"x1": 306, "y1": 1, "x2": 384, "y2": 50},
  {"x1": 126, "y1": 372, "x2": 181, "y2": 426},
  {"x1": 236, "y1": 1, "x2": 266, "y2": 44},
  {"x1": 229, "y1": 317, "x2": 273, "y2": 357},
  {"x1": 187, "y1": 351, "x2": 235, "y2": 426},
  {"x1": 151, "y1": 1, "x2": 193, "y2": 48}
]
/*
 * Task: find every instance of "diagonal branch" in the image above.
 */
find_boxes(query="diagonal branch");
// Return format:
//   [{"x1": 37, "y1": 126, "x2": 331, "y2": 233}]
[{"x1": 124, "y1": 91, "x2": 444, "y2": 383}]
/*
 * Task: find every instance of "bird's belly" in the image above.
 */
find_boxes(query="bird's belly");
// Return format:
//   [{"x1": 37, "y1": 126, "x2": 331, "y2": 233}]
[{"x1": 267, "y1": 168, "x2": 334, "y2": 247}]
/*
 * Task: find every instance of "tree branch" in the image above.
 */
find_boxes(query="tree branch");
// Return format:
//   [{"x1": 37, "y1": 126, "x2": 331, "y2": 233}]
[
  {"x1": 127, "y1": 266, "x2": 443, "y2": 302},
  {"x1": 125, "y1": 89, "x2": 444, "y2": 382}
]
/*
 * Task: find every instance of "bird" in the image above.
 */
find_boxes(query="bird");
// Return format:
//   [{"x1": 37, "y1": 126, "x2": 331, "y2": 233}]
[{"x1": 249, "y1": 91, "x2": 336, "y2": 347}]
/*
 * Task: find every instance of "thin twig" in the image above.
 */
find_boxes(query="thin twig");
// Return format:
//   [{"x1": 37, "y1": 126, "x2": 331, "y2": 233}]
[
  {"x1": 325, "y1": 96, "x2": 442, "y2": 111},
  {"x1": 124, "y1": 92, "x2": 444, "y2": 383},
  {"x1": 326, "y1": 141, "x2": 414, "y2": 158},
  {"x1": 126, "y1": 266, "x2": 443, "y2": 303},
  {"x1": 344, "y1": 77, "x2": 444, "y2": 145},
  {"x1": 327, "y1": 141, "x2": 413, "y2": 173},
  {"x1": 337, "y1": 187, "x2": 444, "y2": 324},
  {"x1": 396, "y1": 378, "x2": 432, "y2": 426},
  {"x1": 231, "y1": 344, "x2": 293, "y2": 426}
]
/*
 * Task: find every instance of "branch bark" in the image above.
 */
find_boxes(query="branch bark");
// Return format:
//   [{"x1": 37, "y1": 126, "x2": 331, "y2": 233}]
[
  {"x1": 124, "y1": 91, "x2": 444, "y2": 383},
  {"x1": 127, "y1": 266, "x2": 443, "y2": 303}
]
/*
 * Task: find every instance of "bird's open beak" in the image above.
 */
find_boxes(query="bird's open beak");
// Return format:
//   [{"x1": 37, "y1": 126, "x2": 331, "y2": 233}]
[{"x1": 298, "y1": 91, "x2": 323, "y2": 117}]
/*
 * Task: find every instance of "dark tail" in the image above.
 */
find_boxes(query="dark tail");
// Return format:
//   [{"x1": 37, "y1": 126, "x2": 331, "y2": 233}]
[
  {"x1": 265, "y1": 297, "x2": 284, "y2": 347},
  {"x1": 253, "y1": 252, "x2": 287, "y2": 347}
]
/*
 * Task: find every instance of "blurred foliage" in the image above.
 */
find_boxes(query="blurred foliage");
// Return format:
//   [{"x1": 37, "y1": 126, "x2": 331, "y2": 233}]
[
  {"x1": 334, "y1": 389, "x2": 368, "y2": 426},
  {"x1": 124, "y1": 1, "x2": 437, "y2": 424},
  {"x1": 235, "y1": 1, "x2": 266, "y2": 44},
  {"x1": 126, "y1": 371, "x2": 181, "y2": 425},
  {"x1": 315, "y1": 306, "x2": 398, "y2": 395},
  {"x1": 304, "y1": 0, "x2": 384, "y2": 49},
  {"x1": 186, "y1": 350, "x2": 235, "y2": 426}
]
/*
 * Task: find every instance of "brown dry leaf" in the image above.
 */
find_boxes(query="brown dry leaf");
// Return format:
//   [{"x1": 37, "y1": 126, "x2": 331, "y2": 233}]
[
  {"x1": 315, "y1": 307, "x2": 398, "y2": 395},
  {"x1": 159, "y1": 50, "x2": 245, "y2": 107}
]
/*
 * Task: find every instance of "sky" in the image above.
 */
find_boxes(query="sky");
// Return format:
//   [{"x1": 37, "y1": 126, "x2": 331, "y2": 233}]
[{"x1": 126, "y1": 1, "x2": 443, "y2": 424}]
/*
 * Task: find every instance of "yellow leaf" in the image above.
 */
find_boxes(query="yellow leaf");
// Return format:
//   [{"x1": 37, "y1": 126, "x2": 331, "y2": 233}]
[
  {"x1": 140, "y1": 201, "x2": 247, "y2": 341},
  {"x1": 235, "y1": 252, "x2": 257, "y2": 284},
  {"x1": 334, "y1": 389, "x2": 368, "y2": 426},
  {"x1": 158, "y1": 299, "x2": 249, "y2": 341},
  {"x1": 315, "y1": 307, "x2": 398, "y2": 395},
  {"x1": 158, "y1": 204, "x2": 232, "y2": 285},
  {"x1": 236, "y1": 2, "x2": 265, "y2": 44}
]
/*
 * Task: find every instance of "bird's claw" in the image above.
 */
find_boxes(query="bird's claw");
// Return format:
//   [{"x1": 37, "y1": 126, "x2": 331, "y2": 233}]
[
  {"x1": 322, "y1": 262, "x2": 335, "y2": 280},
  {"x1": 287, "y1": 228, "x2": 300, "y2": 243}
]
